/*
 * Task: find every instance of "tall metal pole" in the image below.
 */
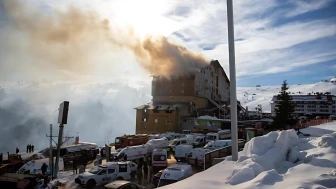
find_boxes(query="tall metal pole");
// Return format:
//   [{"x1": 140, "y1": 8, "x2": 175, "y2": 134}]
[
  {"x1": 49, "y1": 124, "x2": 53, "y2": 179},
  {"x1": 227, "y1": 0, "x2": 238, "y2": 161},
  {"x1": 54, "y1": 124, "x2": 64, "y2": 177}
]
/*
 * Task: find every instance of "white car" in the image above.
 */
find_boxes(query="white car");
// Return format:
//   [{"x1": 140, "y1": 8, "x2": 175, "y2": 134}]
[{"x1": 75, "y1": 161, "x2": 133, "y2": 189}]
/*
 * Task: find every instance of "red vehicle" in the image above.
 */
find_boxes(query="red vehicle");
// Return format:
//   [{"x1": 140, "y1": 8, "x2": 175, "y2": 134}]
[{"x1": 115, "y1": 134, "x2": 149, "y2": 149}]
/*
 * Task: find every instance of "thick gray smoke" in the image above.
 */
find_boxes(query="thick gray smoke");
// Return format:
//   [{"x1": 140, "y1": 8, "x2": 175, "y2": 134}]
[
  {"x1": 0, "y1": 0, "x2": 209, "y2": 153},
  {"x1": 0, "y1": 80, "x2": 151, "y2": 153}
]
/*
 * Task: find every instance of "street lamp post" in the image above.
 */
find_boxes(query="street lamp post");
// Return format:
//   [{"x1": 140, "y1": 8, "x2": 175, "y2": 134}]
[{"x1": 227, "y1": 0, "x2": 238, "y2": 161}]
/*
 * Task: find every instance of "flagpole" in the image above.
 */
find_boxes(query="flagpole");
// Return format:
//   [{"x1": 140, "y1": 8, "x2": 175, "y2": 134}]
[{"x1": 227, "y1": 0, "x2": 238, "y2": 161}]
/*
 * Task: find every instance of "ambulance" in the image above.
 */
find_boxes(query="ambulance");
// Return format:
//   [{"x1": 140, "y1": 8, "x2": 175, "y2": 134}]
[{"x1": 157, "y1": 163, "x2": 193, "y2": 187}]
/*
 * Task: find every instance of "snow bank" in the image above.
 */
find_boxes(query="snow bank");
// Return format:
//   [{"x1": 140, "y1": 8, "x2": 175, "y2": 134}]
[
  {"x1": 229, "y1": 130, "x2": 299, "y2": 184},
  {"x1": 159, "y1": 123, "x2": 336, "y2": 189},
  {"x1": 300, "y1": 122, "x2": 336, "y2": 137},
  {"x1": 317, "y1": 132, "x2": 336, "y2": 148}
]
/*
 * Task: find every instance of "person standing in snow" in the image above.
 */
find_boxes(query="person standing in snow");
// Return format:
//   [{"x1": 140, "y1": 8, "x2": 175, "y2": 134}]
[
  {"x1": 143, "y1": 161, "x2": 148, "y2": 182},
  {"x1": 41, "y1": 163, "x2": 47, "y2": 176},
  {"x1": 0, "y1": 153, "x2": 3, "y2": 166},
  {"x1": 28, "y1": 144, "x2": 31, "y2": 153},
  {"x1": 73, "y1": 157, "x2": 78, "y2": 174},
  {"x1": 16, "y1": 147, "x2": 19, "y2": 154},
  {"x1": 32, "y1": 145, "x2": 34, "y2": 152},
  {"x1": 26, "y1": 144, "x2": 29, "y2": 153}
]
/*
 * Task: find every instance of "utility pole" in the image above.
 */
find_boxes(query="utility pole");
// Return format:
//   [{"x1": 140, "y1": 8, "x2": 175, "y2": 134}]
[
  {"x1": 54, "y1": 101, "x2": 69, "y2": 177},
  {"x1": 227, "y1": 0, "x2": 238, "y2": 161}
]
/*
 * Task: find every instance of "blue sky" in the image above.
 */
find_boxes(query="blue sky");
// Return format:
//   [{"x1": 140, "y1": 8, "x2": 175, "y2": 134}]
[{"x1": 0, "y1": 0, "x2": 335, "y2": 86}]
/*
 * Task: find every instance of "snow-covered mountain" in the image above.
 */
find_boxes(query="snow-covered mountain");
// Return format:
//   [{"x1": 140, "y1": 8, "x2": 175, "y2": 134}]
[
  {"x1": 238, "y1": 82, "x2": 336, "y2": 112},
  {"x1": 1, "y1": 78, "x2": 335, "y2": 153}
]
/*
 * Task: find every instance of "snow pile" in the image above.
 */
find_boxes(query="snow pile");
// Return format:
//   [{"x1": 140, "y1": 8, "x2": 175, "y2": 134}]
[
  {"x1": 317, "y1": 132, "x2": 336, "y2": 148},
  {"x1": 228, "y1": 130, "x2": 299, "y2": 184},
  {"x1": 159, "y1": 122, "x2": 336, "y2": 189}
]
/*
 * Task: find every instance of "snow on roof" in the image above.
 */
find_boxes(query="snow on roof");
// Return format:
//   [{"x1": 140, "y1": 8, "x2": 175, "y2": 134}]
[{"x1": 159, "y1": 122, "x2": 336, "y2": 189}]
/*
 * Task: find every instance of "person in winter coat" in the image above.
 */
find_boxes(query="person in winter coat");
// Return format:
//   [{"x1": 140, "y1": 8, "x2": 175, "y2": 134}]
[
  {"x1": 41, "y1": 163, "x2": 48, "y2": 176},
  {"x1": 26, "y1": 144, "x2": 29, "y2": 153},
  {"x1": 137, "y1": 159, "x2": 143, "y2": 185},
  {"x1": 32, "y1": 145, "x2": 34, "y2": 152},
  {"x1": 0, "y1": 153, "x2": 3, "y2": 166},
  {"x1": 16, "y1": 147, "x2": 19, "y2": 154},
  {"x1": 73, "y1": 157, "x2": 78, "y2": 174},
  {"x1": 143, "y1": 161, "x2": 148, "y2": 181}
]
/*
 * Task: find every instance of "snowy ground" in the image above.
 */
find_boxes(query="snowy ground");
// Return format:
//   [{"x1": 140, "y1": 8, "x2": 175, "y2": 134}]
[{"x1": 159, "y1": 122, "x2": 336, "y2": 189}]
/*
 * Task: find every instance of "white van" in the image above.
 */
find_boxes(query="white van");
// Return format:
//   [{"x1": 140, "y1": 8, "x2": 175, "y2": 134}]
[
  {"x1": 17, "y1": 157, "x2": 64, "y2": 175},
  {"x1": 186, "y1": 148, "x2": 212, "y2": 166},
  {"x1": 174, "y1": 145, "x2": 193, "y2": 161},
  {"x1": 193, "y1": 136, "x2": 206, "y2": 148},
  {"x1": 204, "y1": 139, "x2": 245, "y2": 149},
  {"x1": 157, "y1": 163, "x2": 193, "y2": 187},
  {"x1": 116, "y1": 145, "x2": 147, "y2": 161},
  {"x1": 145, "y1": 138, "x2": 169, "y2": 153},
  {"x1": 169, "y1": 137, "x2": 193, "y2": 150},
  {"x1": 152, "y1": 149, "x2": 167, "y2": 168},
  {"x1": 75, "y1": 161, "x2": 133, "y2": 188},
  {"x1": 204, "y1": 140, "x2": 231, "y2": 149},
  {"x1": 206, "y1": 130, "x2": 231, "y2": 142}
]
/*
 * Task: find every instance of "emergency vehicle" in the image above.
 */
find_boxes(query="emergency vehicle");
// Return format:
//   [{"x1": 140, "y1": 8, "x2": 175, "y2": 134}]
[
  {"x1": 157, "y1": 163, "x2": 193, "y2": 187},
  {"x1": 75, "y1": 161, "x2": 134, "y2": 189}
]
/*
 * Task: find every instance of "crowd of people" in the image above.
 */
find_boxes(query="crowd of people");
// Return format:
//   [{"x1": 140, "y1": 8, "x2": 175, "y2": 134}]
[
  {"x1": 26, "y1": 144, "x2": 35, "y2": 153},
  {"x1": 136, "y1": 157, "x2": 153, "y2": 185}
]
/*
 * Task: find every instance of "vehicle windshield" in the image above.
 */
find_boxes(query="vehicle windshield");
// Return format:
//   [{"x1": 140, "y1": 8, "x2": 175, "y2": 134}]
[
  {"x1": 158, "y1": 179, "x2": 177, "y2": 187},
  {"x1": 115, "y1": 138, "x2": 121, "y2": 144},
  {"x1": 195, "y1": 138, "x2": 201, "y2": 142},
  {"x1": 206, "y1": 135, "x2": 216, "y2": 141},
  {"x1": 170, "y1": 140, "x2": 179, "y2": 145},
  {"x1": 88, "y1": 166, "x2": 101, "y2": 174}
]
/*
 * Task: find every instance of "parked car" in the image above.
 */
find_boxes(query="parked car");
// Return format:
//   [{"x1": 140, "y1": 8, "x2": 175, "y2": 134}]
[
  {"x1": 152, "y1": 170, "x2": 163, "y2": 187},
  {"x1": 104, "y1": 180, "x2": 145, "y2": 189}
]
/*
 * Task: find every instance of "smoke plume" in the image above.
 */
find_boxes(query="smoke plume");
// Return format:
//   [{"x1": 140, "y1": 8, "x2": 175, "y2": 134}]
[
  {"x1": 0, "y1": 0, "x2": 209, "y2": 79},
  {"x1": 0, "y1": 0, "x2": 210, "y2": 152}
]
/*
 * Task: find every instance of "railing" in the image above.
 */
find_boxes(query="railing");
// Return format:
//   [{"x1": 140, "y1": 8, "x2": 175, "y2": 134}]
[
  {"x1": 306, "y1": 118, "x2": 332, "y2": 127},
  {"x1": 203, "y1": 141, "x2": 245, "y2": 170},
  {"x1": 207, "y1": 98, "x2": 225, "y2": 112}
]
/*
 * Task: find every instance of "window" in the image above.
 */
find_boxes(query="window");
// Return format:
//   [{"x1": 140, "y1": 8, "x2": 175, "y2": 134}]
[
  {"x1": 166, "y1": 120, "x2": 172, "y2": 124},
  {"x1": 181, "y1": 89, "x2": 184, "y2": 93},
  {"x1": 144, "y1": 118, "x2": 147, "y2": 122},
  {"x1": 108, "y1": 169, "x2": 115, "y2": 174},
  {"x1": 181, "y1": 82, "x2": 184, "y2": 86},
  {"x1": 155, "y1": 119, "x2": 158, "y2": 123},
  {"x1": 98, "y1": 169, "x2": 106, "y2": 175},
  {"x1": 153, "y1": 155, "x2": 166, "y2": 161}
]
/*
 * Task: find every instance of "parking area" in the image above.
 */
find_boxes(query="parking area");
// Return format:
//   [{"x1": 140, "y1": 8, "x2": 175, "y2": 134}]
[{"x1": 59, "y1": 155, "x2": 202, "y2": 189}]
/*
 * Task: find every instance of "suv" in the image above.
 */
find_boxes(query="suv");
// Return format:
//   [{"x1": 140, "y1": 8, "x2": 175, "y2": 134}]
[{"x1": 75, "y1": 162, "x2": 133, "y2": 188}]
